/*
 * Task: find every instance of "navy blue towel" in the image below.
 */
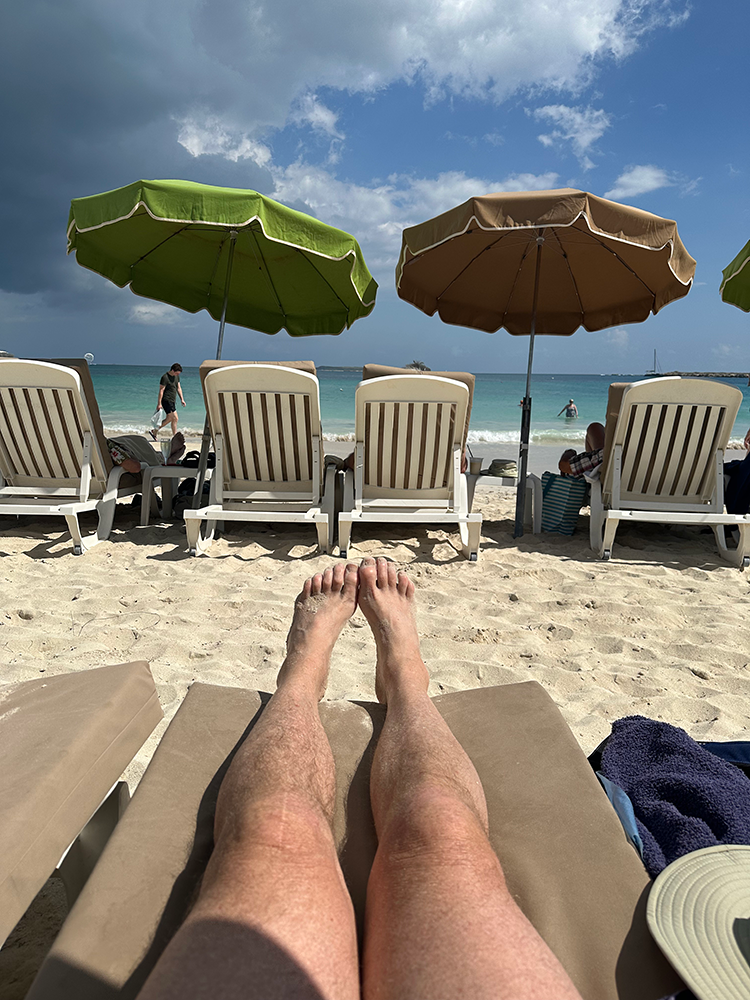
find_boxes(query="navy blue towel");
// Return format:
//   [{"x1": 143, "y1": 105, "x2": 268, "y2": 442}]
[{"x1": 600, "y1": 716, "x2": 750, "y2": 878}]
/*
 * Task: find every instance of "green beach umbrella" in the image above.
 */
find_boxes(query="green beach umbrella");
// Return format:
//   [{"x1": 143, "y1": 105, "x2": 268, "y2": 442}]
[
  {"x1": 720, "y1": 240, "x2": 750, "y2": 312},
  {"x1": 67, "y1": 178, "x2": 378, "y2": 357}
]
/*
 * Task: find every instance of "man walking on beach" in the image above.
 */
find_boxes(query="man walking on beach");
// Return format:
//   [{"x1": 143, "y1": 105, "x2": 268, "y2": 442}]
[{"x1": 150, "y1": 363, "x2": 186, "y2": 439}]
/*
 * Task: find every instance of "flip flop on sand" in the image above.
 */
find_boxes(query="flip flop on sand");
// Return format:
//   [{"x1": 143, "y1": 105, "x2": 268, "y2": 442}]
[{"x1": 149, "y1": 429, "x2": 158, "y2": 441}]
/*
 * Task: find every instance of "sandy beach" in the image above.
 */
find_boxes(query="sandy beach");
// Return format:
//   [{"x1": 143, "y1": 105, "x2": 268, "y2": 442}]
[{"x1": 2, "y1": 446, "x2": 750, "y2": 995}]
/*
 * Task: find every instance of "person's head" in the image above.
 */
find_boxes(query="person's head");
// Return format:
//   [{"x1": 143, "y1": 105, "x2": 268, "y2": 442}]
[
  {"x1": 569, "y1": 399, "x2": 574, "y2": 404},
  {"x1": 170, "y1": 363, "x2": 183, "y2": 373}
]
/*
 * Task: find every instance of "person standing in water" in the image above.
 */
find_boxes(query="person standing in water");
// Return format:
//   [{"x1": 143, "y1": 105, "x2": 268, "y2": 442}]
[
  {"x1": 558, "y1": 399, "x2": 578, "y2": 419},
  {"x1": 150, "y1": 363, "x2": 186, "y2": 439}
]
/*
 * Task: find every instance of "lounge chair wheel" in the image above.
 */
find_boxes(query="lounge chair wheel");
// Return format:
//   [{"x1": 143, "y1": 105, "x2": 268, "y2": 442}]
[
  {"x1": 743, "y1": 556, "x2": 750, "y2": 570},
  {"x1": 188, "y1": 547, "x2": 197, "y2": 557},
  {"x1": 469, "y1": 551, "x2": 478, "y2": 562},
  {"x1": 73, "y1": 545, "x2": 82, "y2": 556},
  {"x1": 602, "y1": 549, "x2": 611, "y2": 561},
  {"x1": 339, "y1": 549, "x2": 347, "y2": 559}
]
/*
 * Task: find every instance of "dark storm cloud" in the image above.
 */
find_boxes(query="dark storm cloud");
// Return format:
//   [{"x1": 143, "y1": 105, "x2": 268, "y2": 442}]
[{"x1": 0, "y1": 0, "x2": 275, "y2": 297}]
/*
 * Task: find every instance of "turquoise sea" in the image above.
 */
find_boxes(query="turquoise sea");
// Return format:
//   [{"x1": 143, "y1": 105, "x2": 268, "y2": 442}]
[{"x1": 90, "y1": 365, "x2": 750, "y2": 449}]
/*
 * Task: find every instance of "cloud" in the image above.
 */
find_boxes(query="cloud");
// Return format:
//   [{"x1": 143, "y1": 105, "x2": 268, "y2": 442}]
[
  {"x1": 605, "y1": 327, "x2": 629, "y2": 349},
  {"x1": 262, "y1": 159, "x2": 560, "y2": 275},
  {"x1": 712, "y1": 344, "x2": 739, "y2": 359},
  {"x1": 604, "y1": 164, "x2": 699, "y2": 200},
  {"x1": 129, "y1": 301, "x2": 190, "y2": 325},
  {"x1": 530, "y1": 104, "x2": 612, "y2": 169},
  {"x1": 175, "y1": 116, "x2": 272, "y2": 166},
  {"x1": 0, "y1": 0, "x2": 689, "y2": 306}
]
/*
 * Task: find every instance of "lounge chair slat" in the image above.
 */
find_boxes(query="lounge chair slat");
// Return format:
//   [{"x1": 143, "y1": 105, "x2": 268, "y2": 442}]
[{"x1": 0, "y1": 387, "x2": 33, "y2": 478}]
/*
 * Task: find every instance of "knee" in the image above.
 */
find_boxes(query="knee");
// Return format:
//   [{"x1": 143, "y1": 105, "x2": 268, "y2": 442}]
[
  {"x1": 379, "y1": 790, "x2": 491, "y2": 865},
  {"x1": 586, "y1": 422, "x2": 605, "y2": 451},
  {"x1": 216, "y1": 791, "x2": 333, "y2": 858}
]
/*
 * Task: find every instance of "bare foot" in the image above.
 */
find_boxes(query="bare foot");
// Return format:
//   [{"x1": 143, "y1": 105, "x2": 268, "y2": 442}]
[
  {"x1": 357, "y1": 557, "x2": 428, "y2": 704},
  {"x1": 278, "y1": 563, "x2": 358, "y2": 699}
]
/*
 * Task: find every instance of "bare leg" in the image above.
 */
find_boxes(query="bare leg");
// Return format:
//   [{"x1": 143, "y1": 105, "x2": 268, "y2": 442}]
[
  {"x1": 585, "y1": 421, "x2": 605, "y2": 452},
  {"x1": 359, "y1": 557, "x2": 582, "y2": 1000},
  {"x1": 138, "y1": 564, "x2": 361, "y2": 1000}
]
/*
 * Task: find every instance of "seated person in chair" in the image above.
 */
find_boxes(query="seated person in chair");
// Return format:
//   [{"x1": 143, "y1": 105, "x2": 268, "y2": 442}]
[{"x1": 559, "y1": 422, "x2": 605, "y2": 478}]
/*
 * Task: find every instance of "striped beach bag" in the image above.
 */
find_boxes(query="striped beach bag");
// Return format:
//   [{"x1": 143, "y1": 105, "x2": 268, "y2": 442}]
[{"x1": 541, "y1": 472, "x2": 589, "y2": 535}]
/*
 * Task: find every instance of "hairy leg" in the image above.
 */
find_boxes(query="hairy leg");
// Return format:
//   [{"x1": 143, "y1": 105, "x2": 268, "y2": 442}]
[
  {"x1": 359, "y1": 557, "x2": 582, "y2": 1000},
  {"x1": 138, "y1": 564, "x2": 361, "y2": 1000}
]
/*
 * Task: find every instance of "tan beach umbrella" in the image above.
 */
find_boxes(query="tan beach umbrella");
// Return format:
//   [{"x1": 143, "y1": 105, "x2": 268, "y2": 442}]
[{"x1": 396, "y1": 188, "x2": 696, "y2": 535}]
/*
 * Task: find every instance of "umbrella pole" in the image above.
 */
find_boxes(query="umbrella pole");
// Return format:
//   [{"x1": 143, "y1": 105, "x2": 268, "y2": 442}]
[
  {"x1": 513, "y1": 235, "x2": 543, "y2": 538},
  {"x1": 193, "y1": 231, "x2": 238, "y2": 509}
]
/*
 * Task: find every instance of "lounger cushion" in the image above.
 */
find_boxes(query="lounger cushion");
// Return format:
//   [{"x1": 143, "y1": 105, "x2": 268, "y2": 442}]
[
  {"x1": 28, "y1": 681, "x2": 680, "y2": 1000},
  {"x1": 362, "y1": 364, "x2": 475, "y2": 447},
  {"x1": 0, "y1": 662, "x2": 163, "y2": 947}
]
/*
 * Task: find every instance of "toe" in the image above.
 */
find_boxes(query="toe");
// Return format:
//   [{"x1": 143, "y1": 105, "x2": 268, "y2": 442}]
[
  {"x1": 359, "y1": 558, "x2": 377, "y2": 589},
  {"x1": 320, "y1": 567, "x2": 334, "y2": 593},
  {"x1": 376, "y1": 556, "x2": 389, "y2": 588},
  {"x1": 310, "y1": 573, "x2": 323, "y2": 596},
  {"x1": 342, "y1": 563, "x2": 358, "y2": 598},
  {"x1": 298, "y1": 578, "x2": 313, "y2": 601},
  {"x1": 387, "y1": 561, "x2": 398, "y2": 589},
  {"x1": 397, "y1": 570, "x2": 410, "y2": 595},
  {"x1": 331, "y1": 562, "x2": 346, "y2": 592}
]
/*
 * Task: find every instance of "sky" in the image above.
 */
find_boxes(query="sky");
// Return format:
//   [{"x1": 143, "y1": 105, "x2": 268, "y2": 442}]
[{"x1": 1, "y1": 0, "x2": 748, "y2": 374}]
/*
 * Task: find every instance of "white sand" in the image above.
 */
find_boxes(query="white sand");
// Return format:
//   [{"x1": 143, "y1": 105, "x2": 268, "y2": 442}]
[
  {"x1": 2, "y1": 464, "x2": 750, "y2": 794},
  {"x1": 3, "y1": 460, "x2": 750, "y2": 994}
]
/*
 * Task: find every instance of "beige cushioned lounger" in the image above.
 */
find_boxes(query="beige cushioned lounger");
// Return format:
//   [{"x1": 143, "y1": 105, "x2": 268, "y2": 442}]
[
  {"x1": 28, "y1": 681, "x2": 680, "y2": 1000},
  {"x1": 0, "y1": 662, "x2": 163, "y2": 947}
]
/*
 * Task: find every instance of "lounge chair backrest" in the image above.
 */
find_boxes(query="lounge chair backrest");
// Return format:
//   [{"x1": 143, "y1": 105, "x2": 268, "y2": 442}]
[
  {"x1": 203, "y1": 364, "x2": 323, "y2": 499},
  {"x1": 361, "y1": 364, "x2": 475, "y2": 449},
  {"x1": 600, "y1": 376, "x2": 742, "y2": 509},
  {"x1": 0, "y1": 359, "x2": 109, "y2": 495},
  {"x1": 354, "y1": 374, "x2": 469, "y2": 501}
]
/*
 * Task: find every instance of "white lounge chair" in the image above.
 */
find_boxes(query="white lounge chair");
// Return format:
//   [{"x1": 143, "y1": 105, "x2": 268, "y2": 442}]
[
  {"x1": 0, "y1": 359, "x2": 149, "y2": 554},
  {"x1": 338, "y1": 373, "x2": 482, "y2": 560},
  {"x1": 588, "y1": 376, "x2": 750, "y2": 566},
  {"x1": 184, "y1": 364, "x2": 335, "y2": 554}
]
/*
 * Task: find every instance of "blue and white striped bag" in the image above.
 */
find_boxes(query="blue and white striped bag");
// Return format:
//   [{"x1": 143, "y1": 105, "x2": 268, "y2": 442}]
[{"x1": 541, "y1": 472, "x2": 589, "y2": 535}]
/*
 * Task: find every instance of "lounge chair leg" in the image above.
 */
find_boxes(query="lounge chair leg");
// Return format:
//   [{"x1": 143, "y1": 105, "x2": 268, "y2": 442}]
[
  {"x1": 185, "y1": 514, "x2": 202, "y2": 556},
  {"x1": 64, "y1": 512, "x2": 85, "y2": 555},
  {"x1": 338, "y1": 516, "x2": 352, "y2": 558},
  {"x1": 315, "y1": 517, "x2": 329, "y2": 553},
  {"x1": 713, "y1": 524, "x2": 750, "y2": 569},
  {"x1": 599, "y1": 518, "x2": 618, "y2": 560},
  {"x1": 460, "y1": 518, "x2": 481, "y2": 561},
  {"x1": 96, "y1": 496, "x2": 117, "y2": 541},
  {"x1": 55, "y1": 781, "x2": 130, "y2": 907}
]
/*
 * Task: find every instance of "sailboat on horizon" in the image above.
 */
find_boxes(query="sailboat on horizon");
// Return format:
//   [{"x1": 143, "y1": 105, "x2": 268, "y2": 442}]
[{"x1": 644, "y1": 349, "x2": 661, "y2": 376}]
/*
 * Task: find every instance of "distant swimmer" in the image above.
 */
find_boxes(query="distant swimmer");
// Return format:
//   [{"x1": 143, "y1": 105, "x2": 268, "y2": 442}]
[{"x1": 558, "y1": 399, "x2": 578, "y2": 419}]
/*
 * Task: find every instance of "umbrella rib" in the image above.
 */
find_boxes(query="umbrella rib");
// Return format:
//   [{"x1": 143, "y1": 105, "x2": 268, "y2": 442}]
[
  {"x1": 249, "y1": 229, "x2": 287, "y2": 321},
  {"x1": 130, "y1": 225, "x2": 190, "y2": 267},
  {"x1": 575, "y1": 227, "x2": 658, "y2": 304},
  {"x1": 434, "y1": 230, "x2": 522, "y2": 302},
  {"x1": 293, "y1": 246, "x2": 350, "y2": 317},
  {"x1": 547, "y1": 227, "x2": 585, "y2": 324},
  {"x1": 500, "y1": 236, "x2": 536, "y2": 329}
]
